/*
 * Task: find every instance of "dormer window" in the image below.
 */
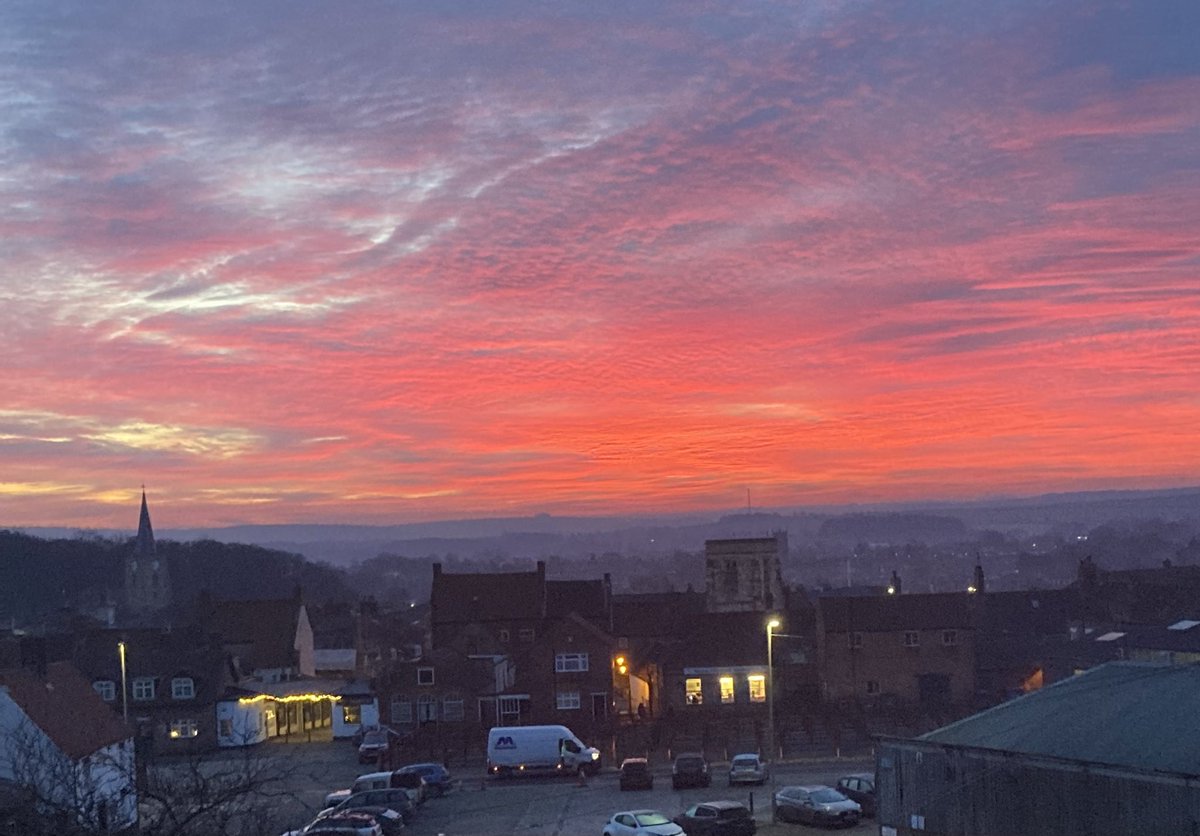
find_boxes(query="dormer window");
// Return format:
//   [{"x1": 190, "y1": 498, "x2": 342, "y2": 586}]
[
  {"x1": 93, "y1": 680, "x2": 116, "y2": 702},
  {"x1": 171, "y1": 677, "x2": 195, "y2": 700}
]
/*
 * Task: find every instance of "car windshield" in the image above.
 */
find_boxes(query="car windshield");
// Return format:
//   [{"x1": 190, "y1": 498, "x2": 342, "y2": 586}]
[
  {"x1": 732, "y1": 757, "x2": 758, "y2": 766},
  {"x1": 718, "y1": 806, "x2": 750, "y2": 819},
  {"x1": 677, "y1": 758, "x2": 704, "y2": 768},
  {"x1": 623, "y1": 762, "x2": 648, "y2": 773},
  {"x1": 362, "y1": 731, "x2": 387, "y2": 744},
  {"x1": 635, "y1": 813, "x2": 671, "y2": 826},
  {"x1": 811, "y1": 788, "x2": 847, "y2": 803}
]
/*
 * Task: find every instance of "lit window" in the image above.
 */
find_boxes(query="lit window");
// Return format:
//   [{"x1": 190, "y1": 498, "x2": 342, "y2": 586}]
[
  {"x1": 442, "y1": 698, "x2": 464, "y2": 722},
  {"x1": 93, "y1": 680, "x2": 116, "y2": 702},
  {"x1": 866, "y1": 680, "x2": 880, "y2": 696},
  {"x1": 849, "y1": 632, "x2": 863, "y2": 649},
  {"x1": 417, "y1": 695, "x2": 437, "y2": 723},
  {"x1": 903, "y1": 631, "x2": 920, "y2": 648},
  {"x1": 391, "y1": 699, "x2": 412, "y2": 724},
  {"x1": 685, "y1": 678, "x2": 703, "y2": 705},
  {"x1": 942, "y1": 630, "x2": 958, "y2": 646},
  {"x1": 719, "y1": 676, "x2": 735, "y2": 704},
  {"x1": 342, "y1": 704, "x2": 362, "y2": 724},
  {"x1": 171, "y1": 677, "x2": 195, "y2": 700},
  {"x1": 555, "y1": 652, "x2": 589, "y2": 673},
  {"x1": 747, "y1": 675, "x2": 766, "y2": 703},
  {"x1": 556, "y1": 690, "x2": 581, "y2": 710},
  {"x1": 518, "y1": 628, "x2": 535, "y2": 642},
  {"x1": 417, "y1": 667, "x2": 435, "y2": 686},
  {"x1": 132, "y1": 677, "x2": 155, "y2": 701},
  {"x1": 168, "y1": 719, "x2": 198, "y2": 739}
]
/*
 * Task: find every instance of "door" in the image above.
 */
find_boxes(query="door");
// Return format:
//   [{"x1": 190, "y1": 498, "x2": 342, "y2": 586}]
[{"x1": 591, "y1": 692, "x2": 608, "y2": 720}]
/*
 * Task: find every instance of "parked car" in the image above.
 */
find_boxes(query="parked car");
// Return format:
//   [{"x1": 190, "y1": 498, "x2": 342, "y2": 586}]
[
  {"x1": 602, "y1": 809, "x2": 685, "y2": 836},
  {"x1": 321, "y1": 789, "x2": 415, "y2": 824},
  {"x1": 619, "y1": 758, "x2": 654, "y2": 791},
  {"x1": 302, "y1": 811, "x2": 385, "y2": 835},
  {"x1": 396, "y1": 762, "x2": 453, "y2": 796},
  {"x1": 320, "y1": 808, "x2": 403, "y2": 836},
  {"x1": 727, "y1": 753, "x2": 767, "y2": 786},
  {"x1": 773, "y1": 785, "x2": 861, "y2": 828},
  {"x1": 358, "y1": 729, "x2": 392, "y2": 763},
  {"x1": 835, "y1": 772, "x2": 876, "y2": 817},
  {"x1": 349, "y1": 770, "x2": 427, "y2": 805},
  {"x1": 671, "y1": 752, "x2": 711, "y2": 789},
  {"x1": 673, "y1": 801, "x2": 756, "y2": 835}
]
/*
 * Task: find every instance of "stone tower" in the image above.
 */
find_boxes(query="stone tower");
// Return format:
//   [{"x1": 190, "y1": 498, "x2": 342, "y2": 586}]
[
  {"x1": 124, "y1": 489, "x2": 171, "y2": 614},
  {"x1": 703, "y1": 531, "x2": 787, "y2": 613}
]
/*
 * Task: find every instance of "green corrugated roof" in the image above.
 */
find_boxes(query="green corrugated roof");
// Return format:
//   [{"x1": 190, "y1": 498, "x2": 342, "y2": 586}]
[{"x1": 921, "y1": 661, "x2": 1200, "y2": 776}]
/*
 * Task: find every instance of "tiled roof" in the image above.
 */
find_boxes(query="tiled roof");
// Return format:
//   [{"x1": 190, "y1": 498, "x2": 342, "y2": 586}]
[
  {"x1": 198, "y1": 596, "x2": 302, "y2": 671},
  {"x1": 611, "y1": 591, "x2": 706, "y2": 639},
  {"x1": 653, "y1": 611, "x2": 773, "y2": 669},
  {"x1": 546, "y1": 579, "x2": 608, "y2": 621},
  {"x1": 818, "y1": 592, "x2": 975, "y2": 633},
  {"x1": 70, "y1": 625, "x2": 228, "y2": 704},
  {"x1": 922, "y1": 661, "x2": 1200, "y2": 775},
  {"x1": 0, "y1": 662, "x2": 131, "y2": 759},
  {"x1": 431, "y1": 568, "x2": 544, "y2": 623}
]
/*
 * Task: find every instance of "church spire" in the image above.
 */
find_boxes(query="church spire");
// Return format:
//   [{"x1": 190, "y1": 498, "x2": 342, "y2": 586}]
[{"x1": 135, "y1": 486, "x2": 156, "y2": 557}]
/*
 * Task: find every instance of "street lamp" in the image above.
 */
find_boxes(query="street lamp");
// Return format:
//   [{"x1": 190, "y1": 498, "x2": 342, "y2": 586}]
[
  {"x1": 766, "y1": 618, "x2": 781, "y2": 764},
  {"x1": 117, "y1": 641, "x2": 129, "y2": 725}
]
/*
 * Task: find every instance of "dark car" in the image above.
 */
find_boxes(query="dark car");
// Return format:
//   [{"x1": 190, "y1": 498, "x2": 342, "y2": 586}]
[
  {"x1": 673, "y1": 801, "x2": 756, "y2": 835},
  {"x1": 835, "y1": 773, "x2": 876, "y2": 817},
  {"x1": 619, "y1": 758, "x2": 654, "y2": 791},
  {"x1": 303, "y1": 811, "x2": 385, "y2": 835},
  {"x1": 357, "y1": 729, "x2": 391, "y2": 763},
  {"x1": 323, "y1": 789, "x2": 415, "y2": 824},
  {"x1": 397, "y1": 762, "x2": 453, "y2": 796},
  {"x1": 671, "y1": 753, "x2": 711, "y2": 789},
  {"x1": 773, "y1": 785, "x2": 861, "y2": 828}
]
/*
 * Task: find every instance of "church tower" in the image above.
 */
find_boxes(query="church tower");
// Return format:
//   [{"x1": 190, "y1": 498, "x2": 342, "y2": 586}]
[{"x1": 124, "y1": 489, "x2": 171, "y2": 614}]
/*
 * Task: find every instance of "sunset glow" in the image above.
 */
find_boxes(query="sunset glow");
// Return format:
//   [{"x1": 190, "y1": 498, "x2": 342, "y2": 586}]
[{"x1": 2, "y1": 1, "x2": 1198, "y2": 527}]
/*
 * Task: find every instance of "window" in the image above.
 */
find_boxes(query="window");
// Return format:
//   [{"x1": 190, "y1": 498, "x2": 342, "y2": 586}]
[
  {"x1": 685, "y1": 677, "x2": 703, "y2": 705},
  {"x1": 417, "y1": 667, "x2": 435, "y2": 686},
  {"x1": 866, "y1": 680, "x2": 880, "y2": 695},
  {"x1": 903, "y1": 631, "x2": 920, "y2": 648},
  {"x1": 168, "y1": 719, "x2": 198, "y2": 739},
  {"x1": 218, "y1": 718, "x2": 233, "y2": 738},
  {"x1": 171, "y1": 677, "x2": 195, "y2": 700},
  {"x1": 942, "y1": 630, "x2": 958, "y2": 646},
  {"x1": 342, "y1": 704, "x2": 362, "y2": 725},
  {"x1": 417, "y1": 695, "x2": 437, "y2": 723},
  {"x1": 391, "y1": 699, "x2": 412, "y2": 724},
  {"x1": 518, "y1": 628, "x2": 535, "y2": 642},
  {"x1": 132, "y1": 677, "x2": 155, "y2": 701},
  {"x1": 555, "y1": 652, "x2": 589, "y2": 673},
  {"x1": 442, "y1": 698, "x2": 464, "y2": 722},
  {"x1": 718, "y1": 675, "x2": 735, "y2": 704},
  {"x1": 93, "y1": 680, "x2": 116, "y2": 702},
  {"x1": 747, "y1": 674, "x2": 766, "y2": 703},
  {"x1": 849, "y1": 632, "x2": 863, "y2": 649},
  {"x1": 499, "y1": 629, "x2": 510, "y2": 642},
  {"x1": 556, "y1": 690, "x2": 581, "y2": 710}
]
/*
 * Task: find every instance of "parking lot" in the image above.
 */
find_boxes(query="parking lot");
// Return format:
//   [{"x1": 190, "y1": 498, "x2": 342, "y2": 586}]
[{"x1": 264, "y1": 740, "x2": 876, "y2": 835}]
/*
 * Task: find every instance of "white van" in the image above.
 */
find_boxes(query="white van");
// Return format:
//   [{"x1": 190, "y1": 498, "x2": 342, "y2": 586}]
[{"x1": 486, "y1": 725, "x2": 601, "y2": 777}]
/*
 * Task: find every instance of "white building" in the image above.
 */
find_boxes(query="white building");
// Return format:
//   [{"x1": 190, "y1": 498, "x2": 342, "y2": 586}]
[{"x1": 0, "y1": 662, "x2": 137, "y2": 831}]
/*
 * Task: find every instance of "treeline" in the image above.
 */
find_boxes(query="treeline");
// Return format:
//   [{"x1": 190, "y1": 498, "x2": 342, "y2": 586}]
[{"x1": 0, "y1": 530, "x2": 353, "y2": 626}]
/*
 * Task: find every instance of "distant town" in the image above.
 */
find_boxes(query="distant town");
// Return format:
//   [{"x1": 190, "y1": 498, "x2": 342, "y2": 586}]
[{"x1": 3, "y1": 487, "x2": 1200, "y2": 833}]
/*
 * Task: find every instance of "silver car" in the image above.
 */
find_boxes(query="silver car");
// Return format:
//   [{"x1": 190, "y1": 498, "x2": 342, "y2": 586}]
[
  {"x1": 727, "y1": 753, "x2": 767, "y2": 786},
  {"x1": 774, "y1": 785, "x2": 861, "y2": 828}
]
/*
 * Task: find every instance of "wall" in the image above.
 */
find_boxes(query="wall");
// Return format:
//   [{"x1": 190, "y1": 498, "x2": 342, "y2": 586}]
[
  {"x1": 821, "y1": 627, "x2": 975, "y2": 706},
  {"x1": 877, "y1": 739, "x2": 1200, "y2": 836},
  {"x1": 216, "y1": 699, "x2": 268, "y2": 747},
  {"x1": 333, "y1": 699, "x2": 379, "y2": 738}
]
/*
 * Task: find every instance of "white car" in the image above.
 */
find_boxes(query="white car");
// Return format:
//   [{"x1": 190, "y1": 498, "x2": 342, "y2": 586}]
[
  {"x1": 727, "y1": 753, "x2": 768, "y2": 785},
  {"x1": 602, "y1": 809, "x2": 685, "y2": 836}
]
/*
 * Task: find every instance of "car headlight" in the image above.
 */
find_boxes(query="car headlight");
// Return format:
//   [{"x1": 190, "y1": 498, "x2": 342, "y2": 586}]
[{"x1": 591, "y1": 751, "x2": 600, "y2": 760}]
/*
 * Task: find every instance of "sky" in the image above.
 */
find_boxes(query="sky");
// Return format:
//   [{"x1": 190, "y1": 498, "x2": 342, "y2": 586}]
[{"x1": 1, "y1": 1, "x2": 1198, "y2": 529}]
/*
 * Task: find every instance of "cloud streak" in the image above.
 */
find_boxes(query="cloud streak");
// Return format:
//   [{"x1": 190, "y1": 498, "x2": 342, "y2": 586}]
[{"x1": 1, "y1": 0, "x2": 1198, "y2": 526}]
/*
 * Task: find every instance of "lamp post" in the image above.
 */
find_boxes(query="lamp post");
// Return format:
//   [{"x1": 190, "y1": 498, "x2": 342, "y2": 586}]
[
  {"x1": 117, "y1": 640, "x2": 129, "y2": 725},
  {"x1": 766, "y1": 618, "x2": 780, "y2": 764}
]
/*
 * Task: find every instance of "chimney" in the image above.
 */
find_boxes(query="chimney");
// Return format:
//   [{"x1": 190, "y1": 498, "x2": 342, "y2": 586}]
[
  {"x1": 432, "y1": 562, "x2": 442, "y2": 578},
  {"x1": 889, "y1": 570, "x2": 902, "y2": 596}
]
